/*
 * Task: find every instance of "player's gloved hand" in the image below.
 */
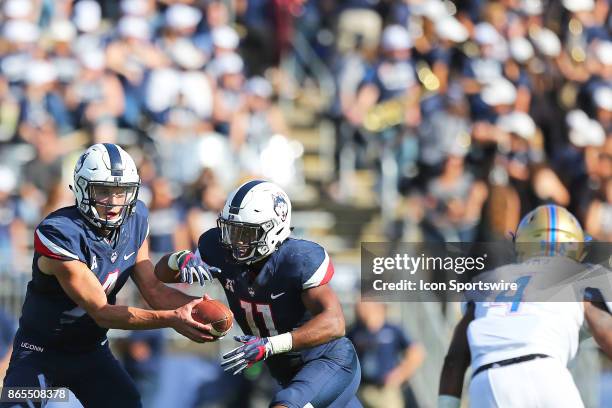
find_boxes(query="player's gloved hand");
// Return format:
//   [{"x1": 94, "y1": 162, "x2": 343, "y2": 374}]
[
  {"x1": 221, "y1": 335, "x2": 273, "y2": 375},
  {"x1": 168, "y1": 250, "x2": 221, "y2": 286}
]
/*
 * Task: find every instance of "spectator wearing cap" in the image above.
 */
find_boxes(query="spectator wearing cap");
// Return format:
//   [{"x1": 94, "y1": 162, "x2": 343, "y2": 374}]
[
  {"x1": 120, "y1": 0, "x2": 161, "y2": 33},
  {"x1": 47, "y1": 20, "x2": 80, "y2": 85},
  {"x1": 593, "y1": 86, "x2": 611, "y2": 133},
  {"x1": 211, "y1": 25, "x2": 240, "y2": 58},
  {"x1": 1, "y1": 20, "x2": 40, "y2": 86},
  {"x1": 71, "y1": 0, "x2": 109, "y2": 56},
  {"x1": 0, "y1": 166, "x2": 27, "y2": 273},
  {"x1": 347, "y1": 24, "x2": 421, "y2": 130},
  {"x1": 431, "y1": 16, "x2": 469, "y2": 88},
  {"x1": 555, "y1": 109, "x2": 607, "y2": 217},
  {"x1": 106, "y1": 15, "x2": 169, "y2": 128},
  {"x1": 504, "y1": 37, "x2": 534, "y2": 112},
  {"x1": 561, "y1": 0, "x2": 608, "y2": 43},
  {"x1": 577, "y1": 41, "x2": 611, "y2": 117},
  {"x1": 212, "y1": 53, "x2": 247, "y2": 135},
  {"x1": 462, "y1": 22, "x2": 506, "y2": 120},
  {"x1": 65, "y1": 50, "x2": 124, "y2": 142},
  {"x1": 494, "y1": 111, "x2": 554, "y2": 215},
  {"x1": 17, "y1": 60, "x2": 72, "y2": 142},
  {"x1": 145, "y1": 39, "x2": 213, "y2": 126},
  {"x1": 229, "y1": 76, "x2": 288, "y2": 152}
]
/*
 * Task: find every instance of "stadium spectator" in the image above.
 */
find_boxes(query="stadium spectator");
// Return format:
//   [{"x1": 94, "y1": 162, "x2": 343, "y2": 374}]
[{"x1": 348, "y1": 302, "x2": 424, "y2": 408}]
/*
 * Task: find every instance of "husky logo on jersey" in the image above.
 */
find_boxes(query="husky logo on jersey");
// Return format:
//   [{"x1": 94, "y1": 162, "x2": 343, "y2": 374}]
[
  {"x1": 272, "y1": 193, "x2": 288, "y2": 222},
  {"x1": 91, "y1": 255, "x2": 97, "y2": 270},
  {"x1": 111, "y1": 251, "x2": 118, "y2": 263}
]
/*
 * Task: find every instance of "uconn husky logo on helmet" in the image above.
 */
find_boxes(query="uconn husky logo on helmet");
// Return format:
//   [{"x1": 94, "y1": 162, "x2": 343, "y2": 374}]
[
  {"x1": 72, "y1": 143, "x2": 140, "y2": 230},
  {"x1": 218, "y1": 180, "x2": 292, "y2": 264},
  {"x1": 273, "y1": 193, "x2": 288, "y2": 222}
]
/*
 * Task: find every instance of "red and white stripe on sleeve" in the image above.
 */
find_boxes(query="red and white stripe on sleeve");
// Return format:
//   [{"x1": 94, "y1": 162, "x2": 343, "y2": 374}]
[
  {"x1": 34, "y1": 229, "x2": 80, "y2": 261},
  {"x1": 302, "y1": 251, "x2": 335, "y2": 289}
]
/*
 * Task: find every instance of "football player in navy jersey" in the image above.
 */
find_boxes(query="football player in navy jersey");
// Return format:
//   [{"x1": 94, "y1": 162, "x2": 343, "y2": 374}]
[
  {"x1": 1, "y1": 143, "x2": 219, "y2": 408},
  {"x1": 156, "y1": 180, "x2": 363, "y2": 408}
]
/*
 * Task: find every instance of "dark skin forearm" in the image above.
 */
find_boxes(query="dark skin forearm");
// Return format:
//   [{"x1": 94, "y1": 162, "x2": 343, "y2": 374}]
[
  {"x1": 584, "y1": 301, "x2": 612, "y2": 358},
  {"x1": 290, "y1": 285, "x2": 345, "y2": 350},
  {"x1": 154, "y1": 254, "x2": 180, "y2": 283},
  {"x1": 439, "y1": 302, "x2": 475, "y2": 398}
]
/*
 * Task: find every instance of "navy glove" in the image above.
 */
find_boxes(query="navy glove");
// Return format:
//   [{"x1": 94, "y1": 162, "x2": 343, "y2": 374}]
[
  {"x1": 171, "y1": 250, "x2": 221, "y2": 286},
  {"x1": 221, "y1": 335, "x2": 272, "y2": 375}
]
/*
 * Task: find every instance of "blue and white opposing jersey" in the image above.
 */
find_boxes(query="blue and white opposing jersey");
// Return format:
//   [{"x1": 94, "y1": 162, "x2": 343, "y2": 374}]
[
  {"x1": 20, "y1": 200, "x2": 149, "y2": 352},
  {"x1": 198, "y1": 227, "x2": 340, "y2": 382}
]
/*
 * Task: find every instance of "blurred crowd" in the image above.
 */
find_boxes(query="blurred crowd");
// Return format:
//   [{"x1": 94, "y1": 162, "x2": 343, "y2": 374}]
[
  {"x1": 0, "y1": 0, "x2": 609, "y2": 271},
  {"x1": 0, "y1": 2, "x2": 610, "y2": 406},
  {"x1": 326, "y1": 0, "x2": 611, "y2": 244},
  {"x1": 0, "y1": 0, "x2": 309, "y2": 273}
]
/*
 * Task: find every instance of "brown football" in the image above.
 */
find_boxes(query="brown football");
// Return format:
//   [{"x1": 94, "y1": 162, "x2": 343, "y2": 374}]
[{"x1": 191, "y1": 299, "x2": 234, "y2": 337}]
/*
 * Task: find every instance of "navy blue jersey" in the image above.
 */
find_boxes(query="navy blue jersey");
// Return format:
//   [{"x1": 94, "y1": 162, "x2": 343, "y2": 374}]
[
  {"x1": 198, "y1": 228, "x2": 342, "y2": 383},
  {"x1": 19, "y1": 200, "x2": 149, "y2": 352}
]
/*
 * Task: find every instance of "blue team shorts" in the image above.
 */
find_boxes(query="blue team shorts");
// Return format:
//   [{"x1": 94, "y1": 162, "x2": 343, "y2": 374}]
[{"x1": 271, "y1": 337, "x2": 362, "y2": 408}]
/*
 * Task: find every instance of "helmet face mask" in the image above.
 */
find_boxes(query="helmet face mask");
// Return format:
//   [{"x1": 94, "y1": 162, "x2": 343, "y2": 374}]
[
  {"x1": 86, "y1": 181, "x2": 139, "y2": 229},
  {"x1": 218, "y1": 180, "x2": 291, "y2": 264},
  {"x1": 217, "y1": 218, "x2": 274, "y2": 263},
  {"x1": 72, "y1": 144, "x2": 140, "y2": 231}
]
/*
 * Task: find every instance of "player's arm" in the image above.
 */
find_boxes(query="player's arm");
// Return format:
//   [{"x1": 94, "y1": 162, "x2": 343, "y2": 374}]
[
  {"x1": 584, "y1": 288, "x2": 612, "y2": 358},
  {"x1": 438, "y1": 302, "x2": 475, "y2": 408},
  {"x1": 291, "y1": 284, "x2": 346, "y2": 349},
  {"x1": 222, "y1": 284, "x2": 346, "y2": 375},
  {"x1": 38, "y1": 256, "x2": 213, "y2": 342},
  {"x1": 132, "y1": 239, "x2": 201, "y2": 310}
]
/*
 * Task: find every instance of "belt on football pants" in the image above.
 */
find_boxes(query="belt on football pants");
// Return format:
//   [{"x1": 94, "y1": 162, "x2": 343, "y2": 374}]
[{"x1": 472, "y1": 354, "x2": 550, "y2": 379}]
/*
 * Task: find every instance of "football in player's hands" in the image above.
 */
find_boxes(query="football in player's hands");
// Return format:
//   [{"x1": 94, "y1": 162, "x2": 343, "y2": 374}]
[{"x1": 191, "y1": 297, "x2": 233, "y2": 338}]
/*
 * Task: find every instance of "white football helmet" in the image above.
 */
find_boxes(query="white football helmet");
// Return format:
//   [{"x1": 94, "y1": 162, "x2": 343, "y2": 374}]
[
  {"x1": 217, "y1": 180, "x2": 292, "y2": 264},
  {"x1": 71, "y1": 143, "x2": 140, "y2": 230}
]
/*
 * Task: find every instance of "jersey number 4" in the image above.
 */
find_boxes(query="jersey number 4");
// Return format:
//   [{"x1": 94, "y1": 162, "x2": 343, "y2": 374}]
[
  {"x1": 493, "y1": 275, "x2": 531, "y2": 312},
  {"x1": 240, "y1": 300, "x2": 278, "y2": 337}
]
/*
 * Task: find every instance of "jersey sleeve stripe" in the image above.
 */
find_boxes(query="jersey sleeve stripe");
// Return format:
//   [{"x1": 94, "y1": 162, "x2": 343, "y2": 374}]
[
  {"x1": 34, "y1": 229, "x2": 80, "y2": 260},
  {"x1": 302, "y1": 251, "x2": 334, "y2": 289}
]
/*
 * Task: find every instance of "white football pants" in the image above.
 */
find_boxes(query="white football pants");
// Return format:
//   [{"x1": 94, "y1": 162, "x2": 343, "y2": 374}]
[{"x1": 469, "y1": 357, "x2": 584, "y2": 408}]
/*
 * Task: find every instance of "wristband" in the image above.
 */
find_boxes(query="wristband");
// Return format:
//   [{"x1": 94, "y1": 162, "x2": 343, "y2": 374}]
[
  {"x1": 438, "y1": 395, "x2": 461, "y2": 408},
  {"x1": 268, "y1": 332, "x2": 293, "y2": 355},
  {"x1": 168, "y1": 250, "x2": 190, "y2": 271}
]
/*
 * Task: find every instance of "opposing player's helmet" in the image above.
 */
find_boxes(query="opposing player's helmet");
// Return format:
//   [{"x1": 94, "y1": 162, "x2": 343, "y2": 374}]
[
  {"x1": 514, "y1": 204, "x2": 587, "y2": 261},
  {"x1": 218, "y1": 180, "x2": 291, "y2": 264},
  {"x1": 72, "y1": 143, "x2": 140, "y2": 230}
]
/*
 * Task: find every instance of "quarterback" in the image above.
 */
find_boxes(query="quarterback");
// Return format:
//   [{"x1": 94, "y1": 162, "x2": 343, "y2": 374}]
[
  {"x1": 438, "y1": 204, "x2": 612, "y2": 408},
  {"x1": 1, "y1": 144, "x2": 217, "y2": 408},
  {"x1": 156, "y1": 180, "x2": 362, "y2": 408}
]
